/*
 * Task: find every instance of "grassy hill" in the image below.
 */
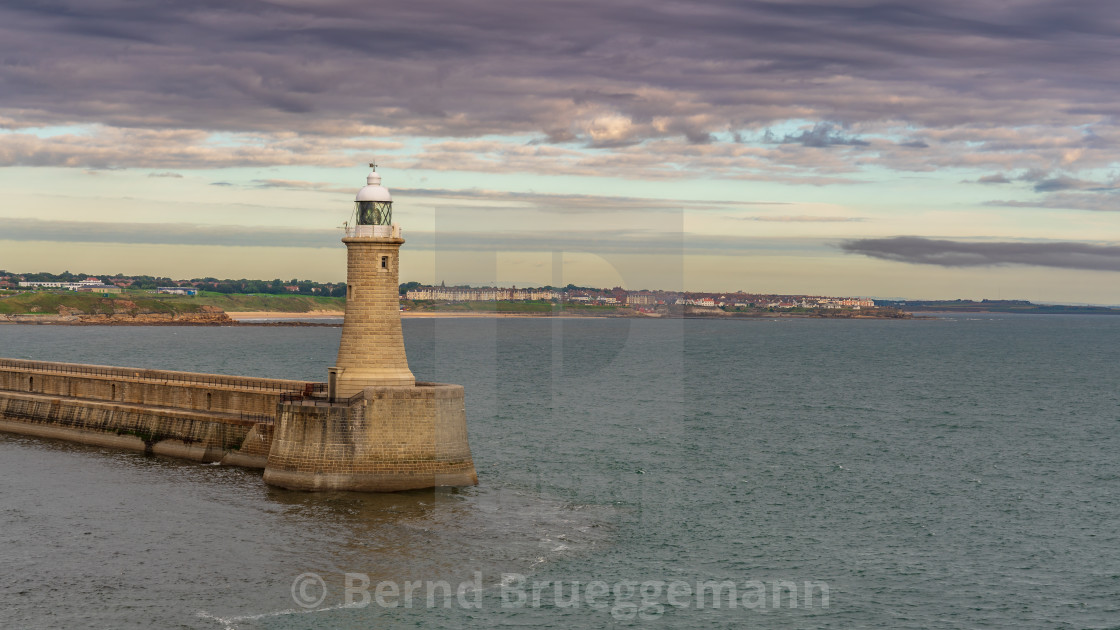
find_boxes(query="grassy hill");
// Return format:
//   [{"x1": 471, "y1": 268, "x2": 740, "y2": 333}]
[
  {"x1": 0, "y1": 291, "x2": 205, "y2": 315},
  {"x1": 186, "y1": 291, "x2": 345, "y2": 312},
  {"x1": 0, "y1": 290, "x2": 344, "y2": 315}
]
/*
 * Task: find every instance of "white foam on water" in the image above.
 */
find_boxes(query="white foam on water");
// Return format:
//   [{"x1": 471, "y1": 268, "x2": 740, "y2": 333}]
[{"x1": 197, "y1": 601, "x2": 360, "y2": 629}]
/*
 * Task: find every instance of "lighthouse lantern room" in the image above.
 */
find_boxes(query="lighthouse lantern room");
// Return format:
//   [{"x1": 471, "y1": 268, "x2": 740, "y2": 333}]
[{"x1": 349, "y1": 162, "x2": 400, "y2": 238}]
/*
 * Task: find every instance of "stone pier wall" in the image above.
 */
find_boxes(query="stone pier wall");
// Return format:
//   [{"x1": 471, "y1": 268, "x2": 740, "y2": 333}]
[
  {"x1": 0, "y1": 359, "x2": 319, "y2": 468},
  {"x1": 0, "y1": 392, "x2": 259, "y2": 464},
  {"x1": 0, "y1": 359, "x2": 478, "y2": 492},
  {"x1": 263, "y1": 382, "x2": 478, "y2": 492},
  {"x1": 0, "y1": 358, "x2": 314, "y2": 416}
]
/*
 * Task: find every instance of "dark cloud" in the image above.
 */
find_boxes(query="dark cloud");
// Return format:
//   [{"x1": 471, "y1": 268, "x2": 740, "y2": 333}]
[
  {"x1": 767, "y1": 123, "x2": 870, "y2": 148},
  {"x1": 2, "y1": 0, "x2": 1120, "y2": 149},
  {"x1": 0, "y1": 0, "x2": 1119, "y2": 196},
  {"x1": 1031, "y1": 176, "x2": 1097, "y2": 192},
  {"x1": 841, "y1": 237, "x2": 1120, "y2": 272},
  {"x1": 0, "y1": 217, "x2": 827, "y2": 256},
  {"x1": 974, "y1": 173, "x2": 1011, "y2": 184},
  {"x1": 1012, "y1": 169, "x2": 1119, "y2": 192},
  {"x1": 984, "y1": 192, "x2": 1120, "y2": 212}
]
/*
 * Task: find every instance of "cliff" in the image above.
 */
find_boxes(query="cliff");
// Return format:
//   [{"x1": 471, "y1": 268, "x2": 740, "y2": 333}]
[{"x1": 0, "y1": 296, "x2": 233, "y2": 325}]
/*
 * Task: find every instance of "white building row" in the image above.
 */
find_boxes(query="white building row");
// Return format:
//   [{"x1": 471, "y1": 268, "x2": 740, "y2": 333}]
[
  {"x1": 406, "y1": 287, "x2": 559, "y2": 302},
  {"x1": 18, "y1": 278, "x2": 114, "y2": 291}
]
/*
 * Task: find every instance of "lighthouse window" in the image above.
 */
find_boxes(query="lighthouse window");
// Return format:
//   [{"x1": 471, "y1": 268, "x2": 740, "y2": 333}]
[{"x1": 381, "y1": 256, "x2": 389, "y2": 269}]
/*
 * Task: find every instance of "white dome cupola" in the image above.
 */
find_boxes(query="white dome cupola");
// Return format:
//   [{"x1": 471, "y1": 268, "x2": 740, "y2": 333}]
[{"x1": 354, "y1": 163, "x2": 392, "y2": 225}]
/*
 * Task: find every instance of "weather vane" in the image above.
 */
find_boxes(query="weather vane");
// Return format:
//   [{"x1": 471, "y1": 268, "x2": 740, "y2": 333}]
[{"x1": 369, "y1": 160, "x2": 377, "y2": 170}]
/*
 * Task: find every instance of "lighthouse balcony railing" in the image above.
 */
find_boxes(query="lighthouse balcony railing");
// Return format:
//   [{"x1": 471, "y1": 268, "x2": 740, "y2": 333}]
[{"x1": 345, "y1": 225, "x2": 401, "y2": 239}]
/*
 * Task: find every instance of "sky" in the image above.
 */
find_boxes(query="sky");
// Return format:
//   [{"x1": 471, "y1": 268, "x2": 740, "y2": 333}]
[{"x1": 1, "y1": 0, "x2": 1118, "y2": 304}]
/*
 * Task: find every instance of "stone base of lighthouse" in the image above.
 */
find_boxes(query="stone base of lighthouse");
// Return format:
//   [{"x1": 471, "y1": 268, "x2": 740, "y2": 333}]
[{"x1": 262, "y1": 382, "x2": 478, "y2": 492}]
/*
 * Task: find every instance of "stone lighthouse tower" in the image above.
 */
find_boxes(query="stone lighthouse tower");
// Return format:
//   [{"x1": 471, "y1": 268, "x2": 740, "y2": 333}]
[
  {"x1": 330, "y1": 163, "x2": 414, "y2": 399},
  {"x1": 262, "y1": 165, "x2": 478, "y2": 492}
]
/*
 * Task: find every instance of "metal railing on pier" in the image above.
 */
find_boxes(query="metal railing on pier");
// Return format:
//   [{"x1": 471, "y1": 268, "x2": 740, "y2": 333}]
[{"x1": 0, "y1": 358, "x2": 328, "y2": 395}]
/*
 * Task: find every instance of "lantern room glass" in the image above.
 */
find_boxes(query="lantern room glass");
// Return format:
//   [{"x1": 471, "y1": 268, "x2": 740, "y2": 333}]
[{"x1": 356, "y1": 200, "x2": 392, "y2": 225}]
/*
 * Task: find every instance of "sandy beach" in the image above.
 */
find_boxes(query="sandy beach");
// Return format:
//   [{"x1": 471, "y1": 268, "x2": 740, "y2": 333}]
[
  {"x1": 225, "y1": 310, "x2": 553, "y2": 320},
  {"x1": 401, "y1": 311, "x2": 549, "y2": 318},
  {"x1": 226, "y1": 311, "x2": 345, "y2": 320}
]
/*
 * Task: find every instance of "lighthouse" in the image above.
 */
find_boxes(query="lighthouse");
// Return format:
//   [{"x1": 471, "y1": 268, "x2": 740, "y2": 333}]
[
  {"x1": 262, "y1": 165, "x2": 478, "y2": 492},
  {"x1": 329, "y1": 163, "x2": 415, "y2": 399}
]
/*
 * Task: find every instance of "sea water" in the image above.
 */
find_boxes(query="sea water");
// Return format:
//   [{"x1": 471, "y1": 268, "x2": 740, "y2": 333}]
[{"x1": 0, "y1": 315, "x2": 1118, "y2": 628}]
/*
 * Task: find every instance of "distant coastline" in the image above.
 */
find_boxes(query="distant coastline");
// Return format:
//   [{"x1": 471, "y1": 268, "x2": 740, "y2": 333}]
[
  {"x1": 2, "y1": 307, "x2": 912, "y2": 325},
  {"x1": 878, "y1": 299, "x2": 1120, "y2": 315},
  {"x1": 5, "y1": 289, "x2": 1117, "y2": 327}
]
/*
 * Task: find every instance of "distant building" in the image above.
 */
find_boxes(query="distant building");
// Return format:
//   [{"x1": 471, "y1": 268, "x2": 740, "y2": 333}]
[
  {"x1": 19, "y1": 281, "x2": 69, "y2": 289},
  {"x1": 19, "y1": 277, "x2": 116, "y2": 292},
  {"x1": 75, "y1": 284, "x2": 122, "y2": 294},
  {"x1": 627, "y1": 291, "x2": 657, "y2": 306},
  {"x1": 684, "y1": 298, "x2": 717, "y2": 307},
  {"x1": 157, "y1": 287, "x2": 198, "y2": 296},
  {"x1": 405, "y1": 286, "x2": 559, "y2": 302}
]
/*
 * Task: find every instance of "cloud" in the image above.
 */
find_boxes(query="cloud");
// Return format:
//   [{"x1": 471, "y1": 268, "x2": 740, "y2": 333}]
[
  {"x1": 0, "y1": 217, "x2": 826, "y2": 256},
  {"x1": 0, "y1": 217, "x2": 338, "y2": 248},
  {"x1": 1030, "y1": 175, "x2": 1108, "y2": 192},
  {"x1": 1012, "y1": 168, "x2": 1120, "y2": 192},
  {"x1": 742, "y1": 215, "x2": 865, "y2": 222},
  {"x1": 0, "y1": 127, "x2": 402, "y2": 169},
  {"x1": 983, "y1": 192, "x2": 1120, "y2": 212},
  {"x1": 148, "y1": 171, "x2": 182, "y2": 178},
  {"x1": 1, "y1": 0, "x2": 1119, "y2": 180},
  {"x1": 408, "y1": 230, "x2": 827, "y2": 256},
  {"x1": 767, "y1": 123, "x2": 870, "y2": 148},
  {"x1": 973, "y1": 173, "x2": 1011, "y2": 184},
  {"x1": 401, "y1": 136, "x2": 867, "y2": 184},
  {"x1": 253, "y1": 179, "x2": 353, "y2": 195},
  {"x1": 253, "y1": 178, "x2": 791, "y2": 213},
  {"x1": 840, "y1": 237, "x2": 1120, "y2": 272},
  {"x1": 979, "y1": 170, "x2": 1120, "y2": 210}
]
